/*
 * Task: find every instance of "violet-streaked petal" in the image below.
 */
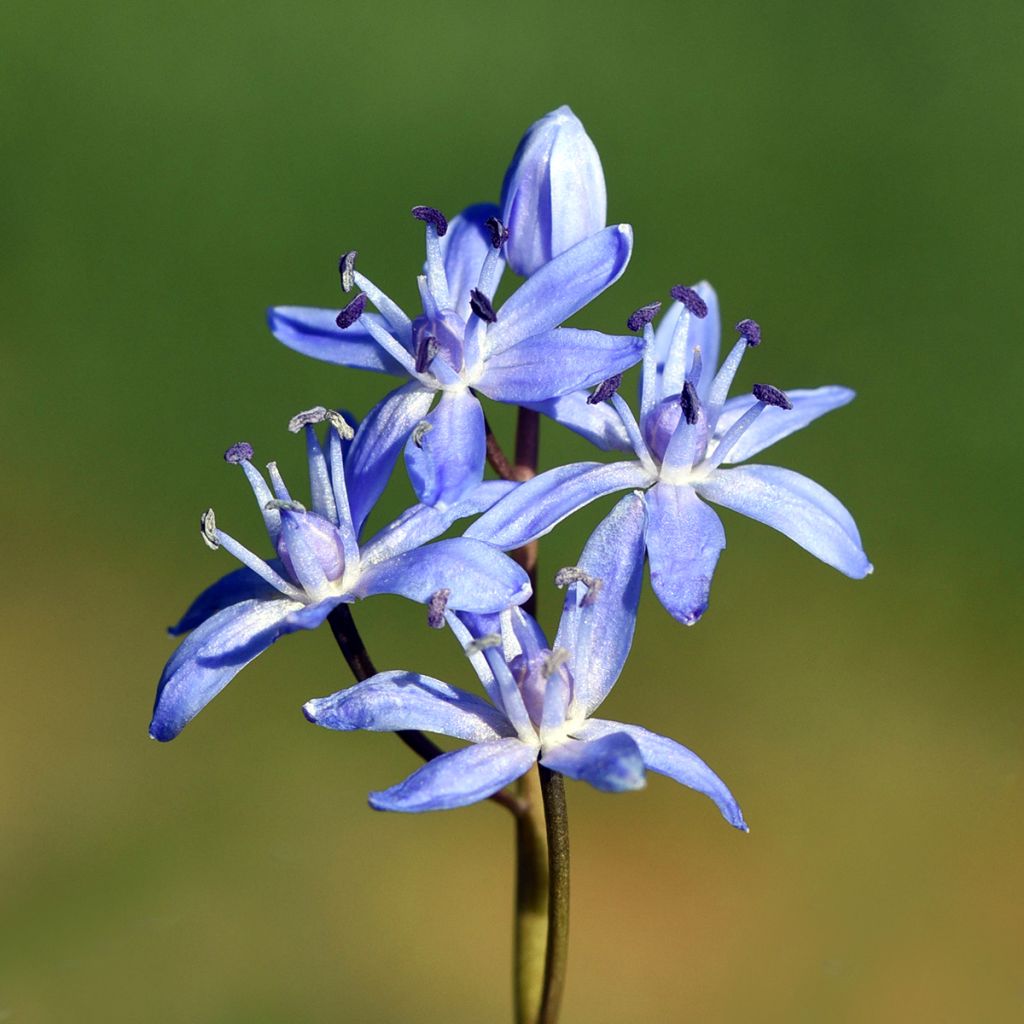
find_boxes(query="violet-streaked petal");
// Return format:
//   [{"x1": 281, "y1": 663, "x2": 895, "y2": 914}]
[
  {"x1": 695, "y1": 464, "x2": 872, "y2": 577},
  {"x1": 540, "y1": 733, "x2": 645, "y2": 792},
  {"x1": 356, "y1": 538, "x2": 531, "y2": 612},
  {"x1": 488, "y1": 226, "x2": 633, "y2": 356},
  {"x1": 465, "y1": 461, "x2": 653, "y2": 551},
  {"x1": 267, "y1": 307, "x2": 407, "y2": 375},
  {"x1": 369, "y1": 737, "x2": 538, "y2": 812},
  {"x1": 555, "y1": 492, "x2": 647, "y2": 717},
  {"x1": 475, "y1": 328, "x2": 644, "y2": 403},
  {"x1": 522, "y1": 392, "x2": 633, "y2": 452},
  {"x1": 436, "y1": 203, "x2": 504, "y2": 318},
  {"x1": 304, "y1": 672, "x2": 514, "y2": 742},
  {"x1": 168, "y1": 564, "x2": 287, "y2": 636},
  {"x1": 150, "y1": 596, "x2": 304, "y2": 741},
  {"x1": 404, "y1": 389, "x2": 485, "y2": 507},
  {"x1": 345, "y1": 383, "x2": 435, "y2": 535},
  {"x1": 644, "y1": 483, "x2": 726, "y2": 625},
  {"x1": 574, "y1": 719, "x2": 747, "y2": 830},
  {"x1": 282, "y1": 596, "x2": 343, "y2": 631},
  {"x1": 710, "y1": 386, "x2": 856, "y2": 464}
]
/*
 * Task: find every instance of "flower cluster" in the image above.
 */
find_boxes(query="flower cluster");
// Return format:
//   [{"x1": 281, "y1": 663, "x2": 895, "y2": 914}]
[{"x1": 152, "y1": 106, "x2": 870, "y2": 830}]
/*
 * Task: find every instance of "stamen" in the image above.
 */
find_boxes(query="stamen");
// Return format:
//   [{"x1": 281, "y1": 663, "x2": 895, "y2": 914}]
[
  {"x1": 484, "y1": 216, "x2": 509, "y2": 249},
  {"x1": 414, "y1": 333, "x2": 439, "y2": 374},
  {"x1": 469, "y1": 288, "x2": 497, "y2": 324},
  {"x1": 335, "y1": 292, "x2": 367, "y2": 330},
  {"x1": 411, "y1": 205, "x2": 448, "y2": 237},
  {"x1": 670, "y1": 285, "x2": 709, "y2": 319},
  {"x1": 686, "y1": 346, "x2": 703, "y2": 386},
  {"x1": 542, "y1": 648, "x2": 571, "y2": 678},
  {"x1": 200, "y1": 508, "x2": 219, "y2": 550},
  {"x1": 752, "y1": 383, "x2": 792, "y2": 409},
  {"x1": 427, "y1": 588, "x2": 451, "y2": 629},
  {"x1": 224, "y1": 442, "x2": 253, "y2": 464},
  {"x1": 555, "y1": 566, "x2": 604, "y2": 605},
  {"x1": 464, "y1": 634, "x2": 502, "y2": 656},
  {"x1": 266, "y1": 462, "x2": 291, "y2": 502},
  {"x1": 324, "y1": 409, "x2": 354, "y2": 440},
  {"x1": 627, "y1": 301, "x2": 661, "y2": 332},
  {"x1": 411, "y1": 420, "x2": 433, "y2": 448},
  {"x1": 338, "y1": 250, "x2": 358, "y2": 293},
  {"x1": 265, "y1": 499, "x2": 307, "y2": 513},
  {"x1": 288, "y1": 406, "x2": 328, "y2": 433},
  {"x1": 736, "y1": 318, "x2": 762, "y2": 347},
  {"x1": 587, "y1": 374, "x2": 622, "y2": 405},
  {"x1": 680, "y1": 380, "x2": 700, "y2": 425}
]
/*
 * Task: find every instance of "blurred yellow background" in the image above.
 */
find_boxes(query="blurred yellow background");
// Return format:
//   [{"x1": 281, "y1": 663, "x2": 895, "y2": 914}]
[{"x1": 2, "y1": 0, "x2": 1021, "y2": 1020}]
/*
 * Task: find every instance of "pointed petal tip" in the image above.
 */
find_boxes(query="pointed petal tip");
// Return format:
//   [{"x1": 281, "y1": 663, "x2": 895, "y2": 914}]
[
  {"x1": 148, "y1": 719, "x2": 176, "y2": 743},
  {"x1": 301, "y1": 700, "x2": 318, "y2": 723}
]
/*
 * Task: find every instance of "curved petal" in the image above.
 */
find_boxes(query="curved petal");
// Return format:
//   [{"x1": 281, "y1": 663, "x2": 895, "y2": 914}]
[
  {"x1": 645, "y1": 483, "x2": 727, "y2": 625},
  {"x1": 369, "y1": 737, "x2": 538, "y2": 812},
  {"x1": 695, "y1": 464, "x2": 871, "y2": 578},
  {"x1": 465, "y1": 460, "x2": 653, "y2": 550},
  {"x1": 345, "y1": 382, "x2": 435, "y2": 535},
  {"x1": 357, "y1": 538, "x2": 531, "y2": 612},
  {"x1": 438, "y1": 203, "x2": 503, "y2": 318},
  {"x1": 488, "y1": 225, "x2": 633, "y2": 355},
  {"x1": 476, "y1": 328, "x2": 643, "y2": 403},
  {"x1": 540, "y1": 732, "x2": 645, "y2": 792},
  {"x1": 267, "y1": 307, "x2": 407, "y2": 375},
  {"x1": 575, "y1": 719, "x2": 747, "y2": 830},
  {"x1": 168, "y1": 563, "x2": 286, "y2": 636},
  {"x1": 404, "y1": 389, "x2": 485, "y2": 507},
  {"x1": 711, "y1": 386, "x2": 856, "y2": 464},
  {"x1": 303, "y1": 671, "x2": 514, "y2": 742},
  {"x1": 555, "y1": 493, "x2": 647, "y2": 717},
  {"x1": 150, "y1": 596, "x2": 304, "y2": 741},
  {"x1": 524, "y1": 391, "x2": 633, "y2": 452}
]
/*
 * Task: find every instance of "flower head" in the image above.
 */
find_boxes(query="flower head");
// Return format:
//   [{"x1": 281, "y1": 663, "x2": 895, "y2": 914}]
[
  {"x1": 466, "y1": 283, "x2": 872, "y2": 624},
  {"x1": 304, "y1": 494, "x2": 746, "y2": 828},
  {"x1": 151, "y1": 408, "x2": 531, "y2": 741}
]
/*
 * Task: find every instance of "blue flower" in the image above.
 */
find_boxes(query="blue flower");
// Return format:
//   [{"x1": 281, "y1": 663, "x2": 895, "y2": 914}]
[
  {"x1": 151, "y1": 408, "x2": 531, "y2": 742},
  {"x1": 465, "y1": 284, "x2": 872, "y2": 625},
  {"x1": 501, "y1": 105, "x2": 607, "y2": 277},
  {"x1": 304, "y1": 494, "x2": 746, "y2": 829},
  {"x1": 268, "y1": 202, "x2": 641, "y2": 514}
]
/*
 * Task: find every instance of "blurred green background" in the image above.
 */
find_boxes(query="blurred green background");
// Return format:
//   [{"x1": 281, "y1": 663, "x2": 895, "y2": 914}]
[{"x1": 2, "y1": 0, "x2": 1021, "y2": 1020}]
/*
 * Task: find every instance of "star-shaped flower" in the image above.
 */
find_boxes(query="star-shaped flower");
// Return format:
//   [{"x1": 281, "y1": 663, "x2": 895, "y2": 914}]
[
  {"x1": 465, "y1": 283, "x2": 872, "y2": 624},
  {"x1": 303, "y1": 494, "x2": 746, "y2": 828},
  {"x1": 151, "y1": 408, "x2": 530, "y2": 741}
]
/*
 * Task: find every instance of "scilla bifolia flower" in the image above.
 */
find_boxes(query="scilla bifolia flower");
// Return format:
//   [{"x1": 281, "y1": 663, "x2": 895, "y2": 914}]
[
  {"x1": 151, "y1": 408, "x2": 530, "y2": 741},
  {"x1": 304, "y1": 494, "x2": 746, "y2": 828},
  {"x1": 467, "y1": 283, "x2": 871, "y2": 625},
  {"x1": 501, "y1": 105, "x2": 607, "y2": 277}
]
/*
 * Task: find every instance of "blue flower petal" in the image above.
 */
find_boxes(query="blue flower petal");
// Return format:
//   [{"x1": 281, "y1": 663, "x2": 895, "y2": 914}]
[
  {"x1": 404, "y1": 389, "x2": 485, "y2": 507},
  {"x1": 168, "y1": 563, "x2": 286, "y2": 636},
  {"x1": 488, "y1": 225, "x2": 632, "y2": 356},
  {"x1": 465, "y1": 461, "x2": 653, "y2": 550},
  {"x1": 712, "y1": 386, "x2": 856, "y2": 464},
  {"x1": 369, "y1": 737, "x2": 538, "y2": 812},
  {"x1": 523, "y1": 391, "x2": 633, "y2": 452},
  {"x1": 575, "y1": 719, "x2": 747, "y2": 830},
  {"x1": 644, "y1": 483, "x2": 726, "y2": 625},
  {"x1": 357, "y1": 538, "x2": 531, "y2": 612},
  {"x1": 267, "y1": 307, "x2": 407, "y2": 375},
  {"x1": 476, "y1": 328, "x2": 643, "y2": 403},
  {"x1": 438, "y1": 203, "x2": 504, "y2": 319},
  {"x1": 540, "y1": 733, "x2": 645, "y2": 792},
  {"x1": 150, "y1": 596, "x2": 304, "y2": 741},
  {"x1": 304, "y1": 671, "x2": 515, "y2": 741},
  {"x1": 695, "y1": 464, "x2": 872, "y2": 578}
]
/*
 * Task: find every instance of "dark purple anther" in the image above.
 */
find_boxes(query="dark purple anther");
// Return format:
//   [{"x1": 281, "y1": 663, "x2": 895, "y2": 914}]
[
  {"x1": 587, "y1": 373, "x2": 622, "y2": 405},
  {"x1": 469, "y1": 288, "x2": 497, "y2": 324},
  {"x1": 338, "y1": 250, "x2": 358, "y2": 293},
  {"x1": 736, "y1": 318, "x2": 762, "y2": 347},
  {"x1": 335, "y1": 292, "x2": 367, "y2": 330},
  {"x1": 680, "y1": 381, "x2": 700, "y2": 425},
  {"x1": 752, "y1": 383, "x2": 792, "y2": 410},
  {"x1": 670, "y1": 285, "x2": 709, "y2": 319},
  {"x1": 627, "y1": 301, "x2": 662, "y2": 332},
  {"x1": 224, "y1": 442, "x2": 254, "y2": 464},
  {"x1": 414, "y1": 333, "x2": 438, "y2": 374},
  {"x1": 484, "y1": 216, "x2": 509, "y2": 249},
  {"x1": 411, "y1": 205, "x2": 448, "y2": 237},
  {"x1": 427, "y1": 588, "x2": 451, "y2": 629}
]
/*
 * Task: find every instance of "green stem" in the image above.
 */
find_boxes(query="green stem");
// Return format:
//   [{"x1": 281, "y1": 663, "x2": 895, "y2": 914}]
[
  {"x1": 538, "y1": 767, "x2": 570, "y2": 1024},
  {"x1": 514, "y1": 767, "x2": 549, "y2": 1024}
]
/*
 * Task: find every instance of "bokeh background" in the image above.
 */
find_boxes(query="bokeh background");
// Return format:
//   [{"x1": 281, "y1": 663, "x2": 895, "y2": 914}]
[{"x1": 2, "y1": 0, "x2": 1021, "y2": 1020}]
